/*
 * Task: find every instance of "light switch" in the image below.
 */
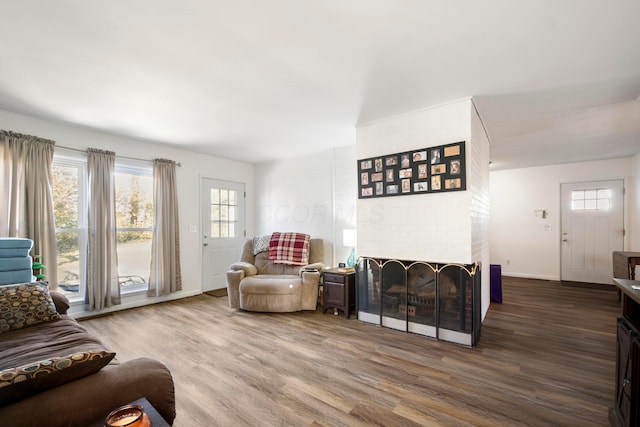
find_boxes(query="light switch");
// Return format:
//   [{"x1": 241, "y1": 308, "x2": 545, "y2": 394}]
[
  {"x1": 189, "y1": 225, "x2": 197, "y2": 233},
  {"x1": 544, "y1": 224, "x2": 552, "y2": 231}
]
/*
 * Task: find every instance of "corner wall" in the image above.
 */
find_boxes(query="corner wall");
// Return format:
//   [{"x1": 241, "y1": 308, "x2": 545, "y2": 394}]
[{"x1": 254, "y1": 146, "x2": 357, "y2": 267}]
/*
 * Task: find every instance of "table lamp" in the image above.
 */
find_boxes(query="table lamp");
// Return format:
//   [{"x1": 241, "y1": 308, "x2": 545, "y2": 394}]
[{"x1": 343, "y1": 229, "x2": 357, "y2": 267}]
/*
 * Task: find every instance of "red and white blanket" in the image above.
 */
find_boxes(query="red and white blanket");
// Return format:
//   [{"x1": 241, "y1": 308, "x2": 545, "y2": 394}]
[{"x1": 269, "y1": 232, "x2": 310, "y2": 266}]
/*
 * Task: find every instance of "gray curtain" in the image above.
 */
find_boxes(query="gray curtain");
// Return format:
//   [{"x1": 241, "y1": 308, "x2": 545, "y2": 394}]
[
  {"x1": 86, "y1": 148, "x2": 120, "y2": 310},
  {"x1": 149, "y1": 158, "x2": 182, "y2": 296},
  {"x1": 0, "y1": 130, "x2": 57, "y2": 286}
]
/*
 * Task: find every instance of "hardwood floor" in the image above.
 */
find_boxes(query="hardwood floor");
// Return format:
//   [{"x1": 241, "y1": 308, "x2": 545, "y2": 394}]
[{"x1": 80, "y1": 276, "x2": 620, "y2": 426}]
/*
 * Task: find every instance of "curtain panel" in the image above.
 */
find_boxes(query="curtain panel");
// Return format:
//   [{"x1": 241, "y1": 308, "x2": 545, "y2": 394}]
[
  {"x1": 149, "y1": 158, "x2": 182, "y2": 296},
  {"x1": 0, "y1": 130, "x2": 57, "y2": 286},
  {"x1": 86, "y1": 148, "x2": 120, "y2": 310}
]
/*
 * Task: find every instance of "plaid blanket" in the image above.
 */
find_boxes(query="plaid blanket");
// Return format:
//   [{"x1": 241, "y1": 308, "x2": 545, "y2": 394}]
[{"x1": 269, "y1": 232, "x2": 310, "y2": 265}]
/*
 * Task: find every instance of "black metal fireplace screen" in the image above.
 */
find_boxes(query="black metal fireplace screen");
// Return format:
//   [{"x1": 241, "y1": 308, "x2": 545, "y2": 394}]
[{"x1": 356, "y1": 257, "x2": 481, "y2": 346}]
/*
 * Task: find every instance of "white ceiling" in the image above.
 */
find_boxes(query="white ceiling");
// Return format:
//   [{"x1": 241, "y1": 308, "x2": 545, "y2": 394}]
[{"x1": 0, "y1": 1, "x2": 638, "y2": 169}]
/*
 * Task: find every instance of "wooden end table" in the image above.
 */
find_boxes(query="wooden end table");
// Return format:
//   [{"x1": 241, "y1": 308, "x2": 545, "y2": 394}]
[{"x1": 322, "y1": 268, "x2": 356, "y2": 318}]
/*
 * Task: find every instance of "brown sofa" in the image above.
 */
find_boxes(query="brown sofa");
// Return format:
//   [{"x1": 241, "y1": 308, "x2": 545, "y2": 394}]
[
  {"x1": 226, "y1": 237, "x2": 325, "y2": 312},
  {"x1": 0, "y1": 286, "x2": 175, "y2": 427}
]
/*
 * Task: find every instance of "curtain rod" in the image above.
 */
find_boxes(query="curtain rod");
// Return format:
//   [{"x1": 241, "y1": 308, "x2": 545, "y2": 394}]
[{"x1": 56, "y1": 145, "x2": 182, "y2": 167}]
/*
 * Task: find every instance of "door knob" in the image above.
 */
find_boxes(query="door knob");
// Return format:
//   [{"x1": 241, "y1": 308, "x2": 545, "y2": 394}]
[
  {"x1": 562, "y1": 239, "x2": 568, "y2": 242},
  {"x1": 203, "y1": 243, "x2": 208, "y2": 246}
]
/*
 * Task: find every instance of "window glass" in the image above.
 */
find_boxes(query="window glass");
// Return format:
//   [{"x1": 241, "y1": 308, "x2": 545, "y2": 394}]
[
  {"x1": 209, "y1": 186, "x2": 239, "y2": 239},
  {"x1": 53, "y1": 160, "x2": 86, "y2": 300},
  {"x1": 571, "y1": 188, "x2": 612, "y2": 211},
  {"x1": 115, "y1": 169, "x2": 153, "y2": 293}
]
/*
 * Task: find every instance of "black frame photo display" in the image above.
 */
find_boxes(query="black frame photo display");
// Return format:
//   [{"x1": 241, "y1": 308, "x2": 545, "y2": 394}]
[{"x1": 358, "y1": 141, "x2": 466, "y2": 199}]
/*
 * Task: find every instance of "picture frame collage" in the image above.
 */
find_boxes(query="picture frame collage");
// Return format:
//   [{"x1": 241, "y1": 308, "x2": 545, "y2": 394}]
[{"x1": 358, "y1": 141, "x2": 466, "y2": 199}]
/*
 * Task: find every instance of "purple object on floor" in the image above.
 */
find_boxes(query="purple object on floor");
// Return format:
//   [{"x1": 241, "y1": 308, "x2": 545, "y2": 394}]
[{"x1": 490, "y1": 264, "x2": 502, "y2": 303}]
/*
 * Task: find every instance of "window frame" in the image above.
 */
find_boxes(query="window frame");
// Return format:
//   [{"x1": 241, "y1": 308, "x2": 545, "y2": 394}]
[
  {"x1": 114, "y1": 161, "x2": 154, "y2": 295},
  {"x1": 52, "y1": 153, "x2": 88, "y2": 303}
]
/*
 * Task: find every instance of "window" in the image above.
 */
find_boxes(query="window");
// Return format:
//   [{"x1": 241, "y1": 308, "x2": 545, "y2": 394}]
[
  {"x1": 210, "y1": 187, "x2": 238, "y2": 238},
  {"x1": 571, "y1": 188, "x2": 612, "y2": 211},
  {"x1": 52, "y1": 155, "x2": 154, "y2": 300},
  {"x1": 53, "y1": 156, "x2": 87, "y2": 300},
  {"x1": 115, "y1": 164, "x2": 153, "y2": 293}
]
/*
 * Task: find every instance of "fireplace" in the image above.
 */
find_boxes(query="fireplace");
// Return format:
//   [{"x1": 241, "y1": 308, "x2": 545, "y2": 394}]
[{"x1": 356, "y1": 257, "x2": 481, "y2": 346}]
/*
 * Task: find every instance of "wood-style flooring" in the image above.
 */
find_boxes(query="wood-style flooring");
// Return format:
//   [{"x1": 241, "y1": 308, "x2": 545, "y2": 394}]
[{"x1": 80, "y1": 276, "x2": 620, "y2": 426}]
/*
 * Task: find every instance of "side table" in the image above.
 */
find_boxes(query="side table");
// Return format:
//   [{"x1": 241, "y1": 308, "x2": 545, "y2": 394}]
[
  {"x1": 322, "y1": 268, "x2": 355, "y2": 318},
  {"x1": 88, "y1": 397, "x2": 170, "y2": 427}
]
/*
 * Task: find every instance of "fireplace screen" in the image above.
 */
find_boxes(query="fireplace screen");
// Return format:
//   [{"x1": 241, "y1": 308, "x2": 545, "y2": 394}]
[{"x1": 356, "y1": 258, "x2": 481, "y2": 346}]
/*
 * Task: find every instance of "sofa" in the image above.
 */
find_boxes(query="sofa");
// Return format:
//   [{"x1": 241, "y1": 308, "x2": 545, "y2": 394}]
[
  {"x1": 226, "y1": 233, "x2": 325, "y2": 312},
  {"x1": 0, "y1": 239, "x2": 175, "y2": 427}
]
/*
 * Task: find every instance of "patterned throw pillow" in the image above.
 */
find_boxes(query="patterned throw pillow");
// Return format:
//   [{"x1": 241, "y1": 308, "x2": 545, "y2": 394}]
[
  {"x1": 251, "y1": 235, "x2": 271, "y2": 255},
  {"x1": 0, "y1": 282, "x2": 61, "y2": 333},
  {"x1": 0, "y1": 350, "x2": 116, "y2": 406}
]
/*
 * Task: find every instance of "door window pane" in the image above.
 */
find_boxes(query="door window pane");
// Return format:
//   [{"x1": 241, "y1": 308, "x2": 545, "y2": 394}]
[
  {"x1": 209, "y1": 186, "x2": 240, "y2": 239},
  {"x1": 571, "y1": 189, "x2": 612, "y2": 211}
]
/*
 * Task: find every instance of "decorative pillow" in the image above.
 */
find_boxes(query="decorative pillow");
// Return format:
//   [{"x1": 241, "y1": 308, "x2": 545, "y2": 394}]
[
  {"x1": 0, "y1": 350, "x2": 116, "y2": 406},
  {"x1": 251, "y1": 235, "x2": 271, "y2": 255},
  {"x1": 269, "y1": 232, "x2": 310, "y2": 266},
  {"x1": 0, "y1": 282, "x2": 61, "y2": 334}
]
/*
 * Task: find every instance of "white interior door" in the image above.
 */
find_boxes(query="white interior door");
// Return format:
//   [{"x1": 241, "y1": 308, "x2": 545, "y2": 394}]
[
  {"x1": 201, "y1": 178, "x2": 245, "y2": 292},
  {"x1": 561, "y1": 180, "x2": 624, "y2": 284}
]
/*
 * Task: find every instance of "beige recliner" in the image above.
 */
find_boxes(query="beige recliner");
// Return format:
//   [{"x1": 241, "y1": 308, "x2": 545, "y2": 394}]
[{"x1": 226, "y1": 238, "x2": 325, "y2": 312}]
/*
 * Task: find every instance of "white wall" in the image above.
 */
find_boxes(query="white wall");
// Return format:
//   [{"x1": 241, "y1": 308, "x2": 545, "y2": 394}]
[
  {"x1": 356, "y1": 99, "x2": 474, "y2": 263},
  {"x1": 0, "y1": 109, "x2": 255, "y2": 316},
  {"x1": 631, "y1": 153, "x2": 640, "y2": 251},
  {"x1": 490, "y1": 157, "x2": 634, "y2": 280},
  {"x1": 255, "y1": 146, "x2": 357, "y2": 267},
  {"x1": 470, "y1": 104, "x2": 491, "y2": 317}
]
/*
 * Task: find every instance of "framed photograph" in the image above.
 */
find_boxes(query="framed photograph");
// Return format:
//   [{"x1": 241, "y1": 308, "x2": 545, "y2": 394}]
[
  {"x1": 418, "y1": 164, "x2": 427, "y2": 179},
  {"x1": 450, "y1": 159, "x2": 461, "y2": 175},
  {"x1": 361, "y1": 172, "x2": 369, "y2": 185},
  {"x1": 431, "y1": 164, "x2": 446, "y2": 175},
  {"x1": 399, "y1": 168, "x2": 412, "y2": 179},
  {"x1": 445, "y1": 178, "x2": 461, "y2": 189},
  {"x1": 431, "y1": 175, "x2": 441, "y2": 190},
  {"x1": 375, "y1": 182, "x2": 384, "y2": 195},
  {"x1": 401, "y1": 179, "x2": 411, "y2": 193},
  {"x1": 444, "y1": 144, "x2": 460, "y2": 157},
  {"x1": 414, "y1": 181, "x2": 428, "y2": 192},
  {"x1": 385, "y1": 169, "x2": 394, "y2": 182},
  {"x1": 430, "y1": 149, "x2": 441, "y2": 164},
  {"x1": 357, "y1": 141, "x2": 465, "y2": 199},
  {"x1": 413, "y1": 151, "x2": 427, "y2": 162}
]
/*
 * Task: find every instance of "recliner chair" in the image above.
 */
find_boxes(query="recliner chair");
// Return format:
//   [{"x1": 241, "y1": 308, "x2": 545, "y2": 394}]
[{"x1": 226, "y1": 236, "x2": 325, "y2": 312}]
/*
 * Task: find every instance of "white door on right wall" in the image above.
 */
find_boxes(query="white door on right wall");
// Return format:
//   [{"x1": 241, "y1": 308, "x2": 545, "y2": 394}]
[{"x1": 561, "y1": 180, "x2": 624, "y2": 284}]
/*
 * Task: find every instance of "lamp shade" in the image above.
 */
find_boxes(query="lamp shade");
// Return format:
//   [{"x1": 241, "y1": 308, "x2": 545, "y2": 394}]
[{"x1": 343, "y1": 229, "x2": 357, "y2": 247}]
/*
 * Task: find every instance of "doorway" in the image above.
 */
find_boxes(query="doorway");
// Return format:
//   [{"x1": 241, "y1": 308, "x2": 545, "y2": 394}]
[
  {"x1": 201, "y1": 178, "x2": 245, "y2": 292},
  {"x1": 560, "y1": 180, "x2": 624, "y2": 285}
]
